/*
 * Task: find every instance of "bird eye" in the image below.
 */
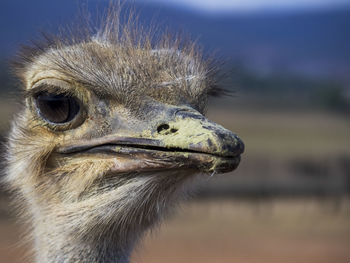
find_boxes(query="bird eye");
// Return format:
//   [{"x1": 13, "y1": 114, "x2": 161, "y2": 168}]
[{"x1": 35, "y1": 93, "x2": 80, "y2": 124}]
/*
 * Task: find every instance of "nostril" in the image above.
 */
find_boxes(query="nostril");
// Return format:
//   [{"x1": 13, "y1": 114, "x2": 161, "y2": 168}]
[
  {"x1": 157, "y1": 124, "x2": 178, "y2": 135},
  {"x1": 157, "y1": 124, "x2": 170, "y2": 133}
]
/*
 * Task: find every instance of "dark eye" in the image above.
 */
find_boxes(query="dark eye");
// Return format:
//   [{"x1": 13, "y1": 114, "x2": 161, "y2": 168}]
[{"x1": 35, "y1": 93, "x2": 80, "y2": 124}]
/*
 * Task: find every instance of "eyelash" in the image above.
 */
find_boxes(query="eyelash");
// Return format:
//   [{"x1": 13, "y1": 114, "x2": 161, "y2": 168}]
[{"x1": 25, "y1": 86, "x2": 73, "y2": 99}]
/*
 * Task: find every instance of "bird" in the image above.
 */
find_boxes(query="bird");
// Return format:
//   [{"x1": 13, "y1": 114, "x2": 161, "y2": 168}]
[{"x1": 4, "y1": 7, "x2": 244, "y2": 263}]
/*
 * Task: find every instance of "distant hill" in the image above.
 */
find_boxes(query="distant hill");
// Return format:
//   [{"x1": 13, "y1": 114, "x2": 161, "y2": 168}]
[{"x1": 1, "y1": 0, "x2": 350, "y2": 82}]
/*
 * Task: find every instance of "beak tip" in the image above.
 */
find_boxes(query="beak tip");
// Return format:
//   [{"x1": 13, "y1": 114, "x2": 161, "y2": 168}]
[
  {"x1": 236, "y1": 136, "x2": 245, "y2": 155},
  {"x1": 220, "y1": 134, "x2": 244, "y2": 157}
]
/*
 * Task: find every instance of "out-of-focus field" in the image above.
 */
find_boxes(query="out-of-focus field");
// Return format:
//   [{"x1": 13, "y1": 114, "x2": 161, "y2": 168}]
[
  {"x1": 0, "y1": 98, "x2": 349, "y2": 262},
  {"x1": 132, "y1": 199, "x2": 350, "y2": 263},
  {"x1": 208, "y1": 106, "x2": 350, "y2": 158},
  {"x1": 1, "y1": 199, "x2": 349, "y2": 263}
]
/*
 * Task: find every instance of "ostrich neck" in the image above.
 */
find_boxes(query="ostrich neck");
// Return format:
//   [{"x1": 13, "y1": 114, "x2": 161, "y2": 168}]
[
  {"x1": 33, "y1": 215, "x2": 136, "y2": 263},
  {"x1": 28, "y1": 171, "x2": 188, "y2": 262}
]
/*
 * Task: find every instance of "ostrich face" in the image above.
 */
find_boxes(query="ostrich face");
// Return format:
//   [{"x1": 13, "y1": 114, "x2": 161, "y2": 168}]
[{"x1": 7, "y1": 40, "x2": 244, "y2": 242}]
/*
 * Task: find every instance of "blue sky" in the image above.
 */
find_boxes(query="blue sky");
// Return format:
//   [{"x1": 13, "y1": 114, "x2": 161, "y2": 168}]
[{"x1": 144, "y1": 0, "x2": 350, "y2": 12}]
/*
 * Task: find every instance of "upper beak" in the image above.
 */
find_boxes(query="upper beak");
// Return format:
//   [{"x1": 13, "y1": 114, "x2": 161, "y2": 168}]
[
  {"x1": 154, "y1": 110, "x2": 244, "y2": 159},
  {"x1": 58, "y1": 109, "x2": 244, "y2": 174}
]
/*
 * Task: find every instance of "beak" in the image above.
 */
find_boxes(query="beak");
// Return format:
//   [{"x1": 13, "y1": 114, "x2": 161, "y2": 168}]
[
  {"x1": 155, "y1": 110, "x2": 244, "y2": 159},
  {"x1": 58, "y1": 109, "x2": 244, "y2": 174}
]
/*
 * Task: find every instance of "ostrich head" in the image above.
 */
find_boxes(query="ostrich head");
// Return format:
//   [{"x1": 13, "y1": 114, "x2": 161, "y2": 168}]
[{"x1": 5, "y1": 10, "x2": 244, "y2": 263}]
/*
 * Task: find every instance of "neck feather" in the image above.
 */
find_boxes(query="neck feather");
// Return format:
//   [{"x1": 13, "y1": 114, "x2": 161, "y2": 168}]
[
  {"x1": 34, "y1": 224, "x2": 133, "y2": 263},
  {"x1": 28, "y1": 172, "x2": 193, "y2": 263}
]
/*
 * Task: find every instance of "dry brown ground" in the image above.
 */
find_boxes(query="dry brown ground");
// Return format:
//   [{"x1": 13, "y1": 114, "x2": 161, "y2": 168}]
[
  {"x1": 1, "y1": 199, "x2": 349, "y2": 263},
  {"x1": 132, "y1": 199, "x2": 350, "y2": 263}
]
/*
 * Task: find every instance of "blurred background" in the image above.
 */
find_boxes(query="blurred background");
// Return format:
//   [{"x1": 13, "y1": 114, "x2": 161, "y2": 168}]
[{"x1": 0, "y1": 0, "x2": 349, "y2": 262}]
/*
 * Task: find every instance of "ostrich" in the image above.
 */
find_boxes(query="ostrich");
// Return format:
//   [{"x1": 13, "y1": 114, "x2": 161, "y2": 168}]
[{"x1": 5, "y1": 8, "x2": 244, "y2": 263}]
